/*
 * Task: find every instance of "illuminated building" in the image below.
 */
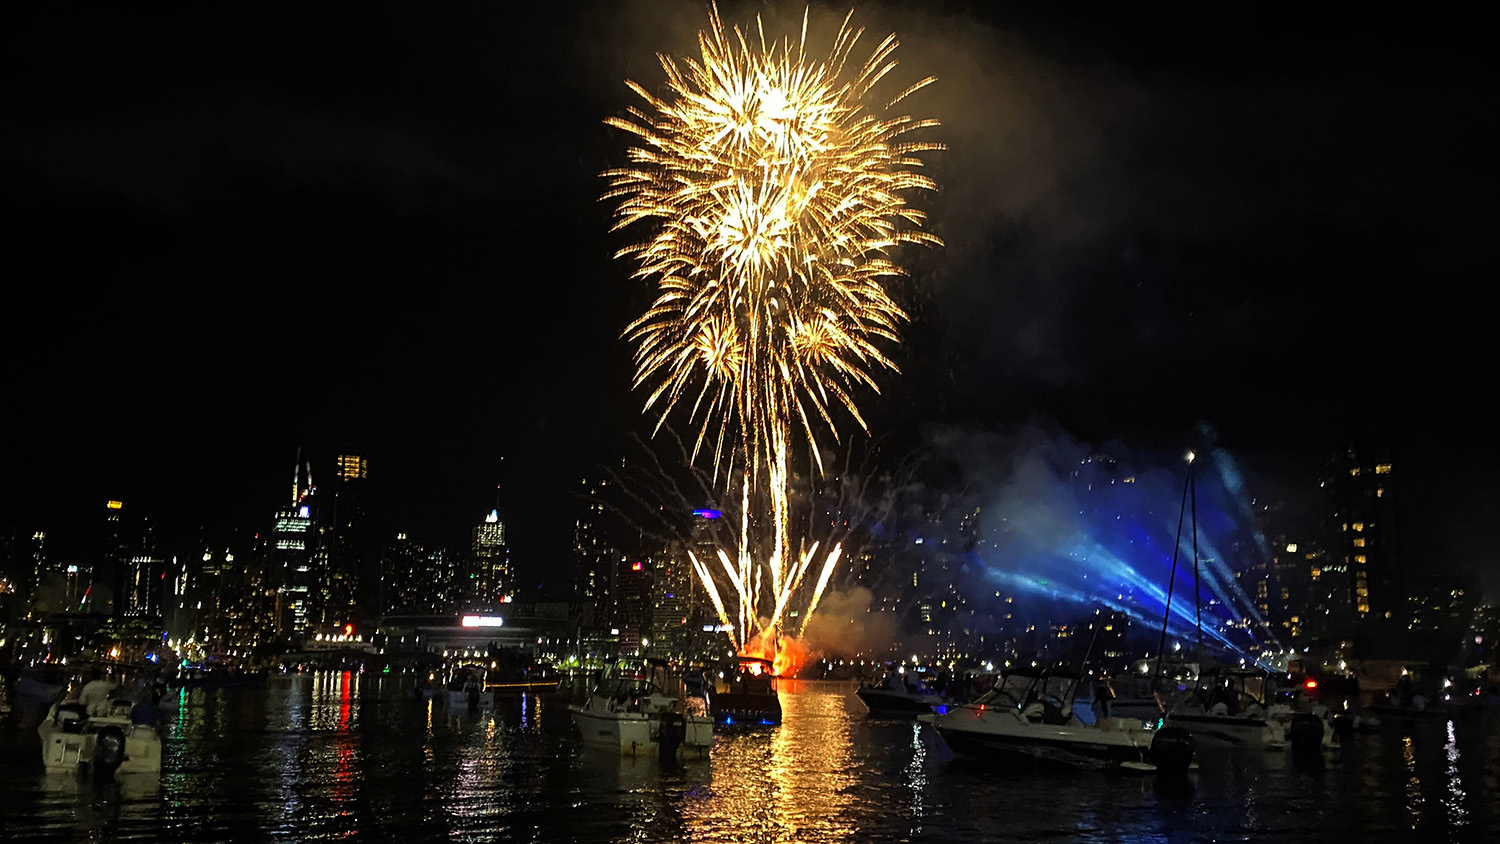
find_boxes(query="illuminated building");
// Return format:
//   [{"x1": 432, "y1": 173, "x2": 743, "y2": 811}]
[
  {"x1": 468, "y1": 508, "x2": 511, "y2": 610},
  {"x1": 1321, "y1": 445, "x2": 1399, "y2": 648},
  {"x1": 379, "y1": 532, "x2": 454, "y2": 615},
  {"x1": 614, "y1": 558, "x2": 653, "y2": 655},
  {"x1": 266, "y1": 452, "x2": 317, "y2": 636},
  {"x1": 99, "y1": 500, "x2": 164, "y2": 618},
  {"x1": 318, "y1": 449, "x2": 369, "y2": 623},
  {"x1": 572, "y1": 473, "x2": 616, "y2": 628},
  {"x1": 648, "y1": 545, "x2": 694, "y2": 661}
]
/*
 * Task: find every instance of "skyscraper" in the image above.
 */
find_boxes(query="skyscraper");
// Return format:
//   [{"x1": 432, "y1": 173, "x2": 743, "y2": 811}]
[
  {"x1": 267, "y1": 453, "x2": 316, "y2": 636},
  {"x1": 1321, "y1": 445, "x2": 1399, "y2": 649},
  {"x1": 573, "y1": 473, "x2": 616, "y2": 627},
  {"x1": 319, "y1": 450, "x2": 368, "y2": 623},
  {"x1": 379, "y1": 531, "x2": 453, "y2": 615},
  {"x1": 469, "y1": 509, "x2": 511, "y2": 610}
]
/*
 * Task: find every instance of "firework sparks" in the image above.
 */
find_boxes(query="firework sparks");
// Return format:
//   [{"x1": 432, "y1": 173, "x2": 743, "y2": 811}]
[{"x1": 605, "y1": 4, "x2": 940, "y2": 658}]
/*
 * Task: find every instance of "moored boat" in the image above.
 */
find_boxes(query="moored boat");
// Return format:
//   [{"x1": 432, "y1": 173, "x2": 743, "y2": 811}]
[
  {"x1": 921, "y1": 665, "x2": 1196, "y2": 775},
  {"x1": 444, "y1": 663, "x2": 496, "y2": 708},
  {"x1": 38, "y1": 698, "x2": 163, "y2": 779},
  {"x1": 570, "y1": 658, "x2": 712, "y2": 759},
  {"x1": 856, "y1": 670, "x2": 947, "y2": 718},
  {"x1": 1160, "y1": 666, "x2": 1278, "y2": 746},
  {"x1": 11, "y1": 663, "x2": 74, "y2": 704},
  {"x1": 710, "y1": 656, "x2": 782, "y2": 726}
]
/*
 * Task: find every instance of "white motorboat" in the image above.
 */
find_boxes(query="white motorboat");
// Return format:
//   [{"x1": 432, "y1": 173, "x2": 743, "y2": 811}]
[
  {"x1": 38, "y1": 699, "x2": 163, "y2": 778},
  {"x1": 920, "y1": 665, "x2": 1196, "y2": 775},
  {"x1": 570, "y1": 658, "x2": 712, "y2": 759}
]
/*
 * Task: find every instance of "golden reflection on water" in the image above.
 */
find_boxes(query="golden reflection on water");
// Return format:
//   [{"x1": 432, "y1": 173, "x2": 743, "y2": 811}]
[
  {"x1": 1403, "y1": 734, "x2": 1423, "y2": 829},
  {"x1": 681, "y1": 680, "x2": 859, "y2": 841}
]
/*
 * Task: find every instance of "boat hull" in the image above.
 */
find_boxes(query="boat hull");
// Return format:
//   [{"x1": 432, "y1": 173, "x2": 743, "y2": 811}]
[
  {"x1": 926, "y1": 708, "x2": 1193, "y2": 773},
  {"x1": 570, "y1": 706, "x2": 713, "y2": 757},
  {"x1": 711, "y1": 691, "x2": 782, "y2": 726},
  {"x1": 1165, "y1": 712, "x2": 1269, "y2": 746},
  {"x1": 38, "y1": 712, "x2": 162, "y2": 775},
  {"x1": 856, "y1": 687, "x2": 944, "y2": 718},
  {"x1": 446, "y1": 689, "x2": 496, "y2": 709}
]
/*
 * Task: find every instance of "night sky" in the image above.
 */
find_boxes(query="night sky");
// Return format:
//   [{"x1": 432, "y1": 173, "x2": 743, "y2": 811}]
[{"x1": 3, "y1": 3, "x2": 1492, "y2": 595}]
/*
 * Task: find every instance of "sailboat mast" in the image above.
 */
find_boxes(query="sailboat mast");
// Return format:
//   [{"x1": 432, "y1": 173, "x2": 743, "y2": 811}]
[
  {"x1": 1154, "y1": 451, "x2": 1196, "y2": 688},
  {"x1": 1192, "y1": 460, "x2": 1201, "y2": 657}
]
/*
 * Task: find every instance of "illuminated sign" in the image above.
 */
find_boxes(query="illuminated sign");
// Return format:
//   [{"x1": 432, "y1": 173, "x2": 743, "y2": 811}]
[
  {"x1": 631, "y1": 561, "x2": 642, "y2": 571},
  {"x1": 106, "y1": 501, "x2": 123, "y2": 510},
  {"x1": 460, "y1": 615, "x2": 504, "y2": 628},
  {"x1": 693, "y1": 508, "x2": 722, "y2": 519}
]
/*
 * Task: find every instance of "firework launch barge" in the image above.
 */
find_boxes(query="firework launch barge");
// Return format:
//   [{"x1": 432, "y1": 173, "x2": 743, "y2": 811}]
[
  {"x1": 920, "y1": 666, "x2": 1196, "y2": 775},
  {"x1": 570, "y1": 658, "x2": 713, "y2": 761},
  {"x1": 709, "y1": 656, "x2": 782, "y2": 726}
]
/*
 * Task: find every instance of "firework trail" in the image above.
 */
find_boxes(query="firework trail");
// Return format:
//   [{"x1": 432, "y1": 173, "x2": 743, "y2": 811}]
[{"x1": 604, "y1": 3, "x2": 941, "y2": 658}]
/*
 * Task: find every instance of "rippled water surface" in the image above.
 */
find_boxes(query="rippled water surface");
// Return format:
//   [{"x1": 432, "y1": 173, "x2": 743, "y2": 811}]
[{"x1": 2, "y1": 673, "x2": 1497, "y2": 842}]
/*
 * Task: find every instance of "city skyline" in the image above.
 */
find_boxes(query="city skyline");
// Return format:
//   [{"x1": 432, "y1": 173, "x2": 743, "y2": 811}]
[{"x1": 3, "y1": 3, "x2": 1490, "y2": 596}]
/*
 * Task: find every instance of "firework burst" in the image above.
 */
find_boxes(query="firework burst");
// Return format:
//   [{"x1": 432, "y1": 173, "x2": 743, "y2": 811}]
[{"x1": 604, "y1": 3, "x2": 940, "y2": 657}]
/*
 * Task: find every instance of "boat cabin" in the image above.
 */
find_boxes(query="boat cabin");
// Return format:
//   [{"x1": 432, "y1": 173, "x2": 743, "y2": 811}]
[{"x1": 972, "y1": 666, "x2": 1083, "y2": 725}]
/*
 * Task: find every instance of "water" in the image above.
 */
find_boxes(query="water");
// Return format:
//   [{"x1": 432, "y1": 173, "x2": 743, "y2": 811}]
[{"x1": 2, "y1": 672, "x2": 1496, "y2": 842}]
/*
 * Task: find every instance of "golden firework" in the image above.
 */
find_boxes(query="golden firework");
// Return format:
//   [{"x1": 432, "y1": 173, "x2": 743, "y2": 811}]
[{"x1": 605, "y1": 3, "x2": 940, "y2": 653}]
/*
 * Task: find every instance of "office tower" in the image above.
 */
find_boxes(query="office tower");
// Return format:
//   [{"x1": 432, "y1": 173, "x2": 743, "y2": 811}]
[
  {"x1": 614, "y1": 557, "x2": 653, "y2": 654},
  {"x1": 469, "y1": 508, "x2": 511, "y2": 610},
  {"x1": 573, "y1": 473, "x2": 616, "y2": 627},
  {"x1": 320, "y1": 450, "x2": 368, "y2": 623},
  {"x1": 1321, "y1": 446, "x2": 1398, "y2": 648},
  {"x1": 379, "y1": 532, "x2": 453, "y2": 615},
  {"x1": 268, "y1": 453, "x2": 317, "y2": 636}
]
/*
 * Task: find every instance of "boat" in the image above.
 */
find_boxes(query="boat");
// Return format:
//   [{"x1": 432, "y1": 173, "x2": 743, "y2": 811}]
[
  {"x1": 1262, "y1": 701, "x2": 1343, "y2": 754},
  {"x1": 1159, "y1": 665, "x2": 1279, "y2": 746},
  {"x1": 444, "y1": 663, "x2": 495, "y2": 709},
  {"x1": 920, "y1": 664, "x2": 1196, "y2": 775},
  {"x1": 570, "y1": 657, "x2": 712, "y2": 759},
  {"x1": 38, "y1": 698, "x2": 163, "y2": 779},
  {"x1": 174, "y1": 664, "x2": 267, "y2": 689},
  {"x1": 485, "y1": 660, "x2": 563, "y2": 694},
  {"x1": 710, "y1": 656, "x2": 782, "y2": 726},
  {"x1": 856, "y1": 668, "x2": 947, "y2": 718},
  {"x1": 11, "y1": 663, "x2": 75, "y2": 704}
]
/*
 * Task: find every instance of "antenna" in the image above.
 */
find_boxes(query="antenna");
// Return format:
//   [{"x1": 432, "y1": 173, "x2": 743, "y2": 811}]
[{"x1": 292, "y1": 447, "x2": 303, "y2": 505}]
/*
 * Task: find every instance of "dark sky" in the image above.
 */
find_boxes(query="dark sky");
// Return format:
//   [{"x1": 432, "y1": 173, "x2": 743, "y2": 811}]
[{"x1": 3, "y1": 3, "x2": 1492, "y2": 593}]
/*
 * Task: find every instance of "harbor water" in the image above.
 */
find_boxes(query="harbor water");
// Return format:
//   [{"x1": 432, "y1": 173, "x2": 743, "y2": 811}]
[{"x1": 1, "y1": 672, "x2": 1496, "y2": 842}]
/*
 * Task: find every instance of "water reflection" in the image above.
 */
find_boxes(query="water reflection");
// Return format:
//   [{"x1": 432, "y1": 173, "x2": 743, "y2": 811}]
[
  {"x1": 1404, "y1": 734, "x2": 1424, "y2": 829},
  {"x1": 2, "y1": 675, "x2": 1497, "y2": 842},
  {"x1": 1444, "y1": 720, "x2": 1467, "y2": 830}
]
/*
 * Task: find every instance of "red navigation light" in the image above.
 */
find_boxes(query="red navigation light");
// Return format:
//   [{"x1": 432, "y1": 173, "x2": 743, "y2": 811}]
[{"x1": 1305, "y1": 678, "x2": 1318, "y2": 690}]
